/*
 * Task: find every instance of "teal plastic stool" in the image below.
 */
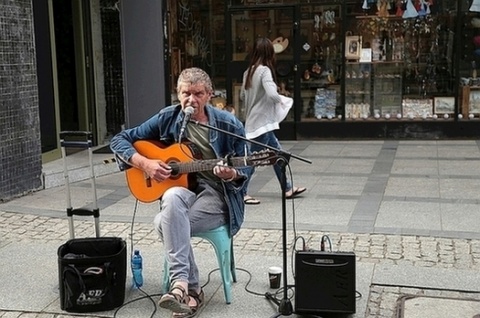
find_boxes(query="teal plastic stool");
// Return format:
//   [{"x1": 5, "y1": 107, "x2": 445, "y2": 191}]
[{"x1": 162, "y1": 224, "x2": 236, "y2": 304}]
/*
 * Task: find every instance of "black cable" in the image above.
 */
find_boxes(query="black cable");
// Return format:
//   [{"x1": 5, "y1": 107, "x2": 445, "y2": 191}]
[
  {"x1": 113, "y1": 199, "x2": 157, "y2": 318},
  {"x1": 200, "y1": 266, "x2": 264, "y2": 297},
  {"x1": 320, "y1": 235, "x2": 332, "y2": 252},
  {"x1": 113, "y1": 292, "x2": 161, "y2": 318},
  {"x1": 129, "y1": 199, "x2": 138, "y2": 268},
  {"x1": 205, "y1": 266, "x2": 296, "y2": 300},
  {"x1": 291, "y1": 236, "x2": 306, "y2": 280}
]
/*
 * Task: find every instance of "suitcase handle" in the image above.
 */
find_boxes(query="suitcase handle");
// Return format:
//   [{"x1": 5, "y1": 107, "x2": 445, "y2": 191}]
[
  {"x1": 60, "y1": 131, "x2": 100, "y2": 239},
  {"x1": 60, "y1": 131, "x2": 93, "y2": 138},
  {"x1": 67, "y1": 207, "x2": 100, "y2": 218},
  {"x1": 67, "y1": 208, "x2": 101, "y2": 238}
]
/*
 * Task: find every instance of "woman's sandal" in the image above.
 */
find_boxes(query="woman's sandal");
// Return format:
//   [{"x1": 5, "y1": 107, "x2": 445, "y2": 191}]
[
  {"x1": 159, "y1": 285, "x2": 191, "y2": 314},
  {"x1": 172, "y1": 289, "x2": 204, "y2": 318},
  {"x1": 244, "y1": 196, "x2": 261, "y2": 205},
  {"x1": 285, "y1": 187, "x2": 307, "y2": 199}
]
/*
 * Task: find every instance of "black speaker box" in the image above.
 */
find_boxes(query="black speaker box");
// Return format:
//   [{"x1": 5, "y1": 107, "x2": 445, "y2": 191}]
[{"x1": 295, "y1": 250, "x2": 356, "y2": 315}]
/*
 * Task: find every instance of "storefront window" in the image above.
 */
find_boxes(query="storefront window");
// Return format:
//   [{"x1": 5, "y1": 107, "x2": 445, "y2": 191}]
[
  {"x1": 344, "y1": 0, "x2": 457, "y2": 120},
  {"x1": 459, "y1": 0, "x2": 480, "y2": 118},
  {"x1": 166, "y1": 0, "x2": 475, "y2": 135},
  {"x1": 167, "y1": 0, "x2": 227, "y2": 106}
]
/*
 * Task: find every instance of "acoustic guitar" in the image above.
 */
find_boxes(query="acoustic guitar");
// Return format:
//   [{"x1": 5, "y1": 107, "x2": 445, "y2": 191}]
[{"x1": 125, "y1": 140, "x2": 277, "y2": 203}]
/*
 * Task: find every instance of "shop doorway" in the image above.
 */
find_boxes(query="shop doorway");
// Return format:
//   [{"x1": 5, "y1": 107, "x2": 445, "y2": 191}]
[
  {"x1": 35, "y1": 0, "x2": 97, "y2": 161},
  {"x1": 52, "y1": 0, "x2": 96, "y2": 138}
]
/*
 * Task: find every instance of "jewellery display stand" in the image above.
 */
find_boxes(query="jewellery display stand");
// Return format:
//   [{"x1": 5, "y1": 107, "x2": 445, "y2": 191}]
[{"x1": 189, "y1": 120, "x2": 312, "y2": 317}]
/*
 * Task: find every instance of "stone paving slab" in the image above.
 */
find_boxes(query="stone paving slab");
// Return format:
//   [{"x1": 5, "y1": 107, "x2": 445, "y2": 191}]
[
  {"x1": 373, "y1": 263, "x2": 480, "y2": 293},
  {"x1": 400, "y1": 296, "x2": 480, "y2": 318}
]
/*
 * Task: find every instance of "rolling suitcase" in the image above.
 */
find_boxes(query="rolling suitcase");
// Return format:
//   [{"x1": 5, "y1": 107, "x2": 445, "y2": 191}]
[{"x1": 57, "y1": 131, "x2": 126, "y2": 313}]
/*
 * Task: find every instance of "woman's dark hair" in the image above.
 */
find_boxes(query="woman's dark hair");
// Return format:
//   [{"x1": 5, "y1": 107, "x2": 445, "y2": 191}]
[{"x1": 244, "y1": 37, "x2": 277, "y2": 89}]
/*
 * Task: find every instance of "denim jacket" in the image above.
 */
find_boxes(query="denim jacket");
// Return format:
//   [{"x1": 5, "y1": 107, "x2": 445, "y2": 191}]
[{"x1": 110, "y1": 104, "x2": 252, "y2": 236}]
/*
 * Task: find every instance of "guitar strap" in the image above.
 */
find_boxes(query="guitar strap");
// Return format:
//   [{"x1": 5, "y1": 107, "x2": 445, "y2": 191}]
[{"x1": 186, "y1": 142, "x2": 203, "y2": 160}]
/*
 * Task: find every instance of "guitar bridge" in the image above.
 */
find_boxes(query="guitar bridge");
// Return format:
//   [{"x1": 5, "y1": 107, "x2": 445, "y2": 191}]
[{"x1": 144, "y1": 173, "x2": 152, "y2": 188}]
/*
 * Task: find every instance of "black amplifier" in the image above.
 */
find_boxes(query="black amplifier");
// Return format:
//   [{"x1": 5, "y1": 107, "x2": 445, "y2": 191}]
[{"x1": 294, "y1": 250, "x2": 356, "y2": 315}]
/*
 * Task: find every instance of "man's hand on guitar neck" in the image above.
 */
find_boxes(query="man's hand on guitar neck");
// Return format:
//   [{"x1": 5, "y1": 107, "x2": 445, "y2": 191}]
[
  {"x1": 213, "y1": 163, "x2": 237, "y2": 182},
  {"x1": 131, "y1": 153, "x2": 172, "y2": 182}
]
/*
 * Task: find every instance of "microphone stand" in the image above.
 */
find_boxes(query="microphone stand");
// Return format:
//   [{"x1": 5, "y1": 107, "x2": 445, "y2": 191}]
[{"x1": 190, "y1": 120, "x2": 311, "y2": 317}]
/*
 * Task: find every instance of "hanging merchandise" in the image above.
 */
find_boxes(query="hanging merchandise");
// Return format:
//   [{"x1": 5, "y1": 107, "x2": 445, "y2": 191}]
[
  {"x1": 425, "y1": 0, "x2": 431, "y2": 14},
  {"x1": 304, "y1": 69, "x2": 311, "y2": 80},
  {"x1": 314, "y1": 14, "x2": 321, "y2": 29},
  {"x1": 379, "y1": 0, "x2": 392, "y2": 16},
  {"x1": 311, "y1": 63, "x2": 322, "y2": 78},
  {"x1": 403, "y1": 0, "x2": 419, "y2": 18},
  {"x1": 417, "y1": 0, "x2": 428, "y2": 16},
  {"x1": 395, "y1": 0, "x2": 404, "y2": 16},
  {"x1": 470, "y1": 0, "x2": 480, "y2": 12},
  {"x1": 272, "y1": 37, "x2": 289, "y2": 54},
  {"x1": 472, "y1": 17, "x2": 480, "y2": 28},
  {"x1": 473, "y1": 35, "x2": 480, "y2": 47},
  {"x1": 324, "y1": 10, "x2": 335, "y2": 26},
  {"x1": 186, "y1": 40, "x2": 198, "y2": 56},
  {"x1": 362, "y1": 0, "x2": 369, "y2": 10}
]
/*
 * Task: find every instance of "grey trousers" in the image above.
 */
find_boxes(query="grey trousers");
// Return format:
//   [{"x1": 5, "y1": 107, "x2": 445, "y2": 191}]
[{"x1": 153, "y1": 179, "x2": 228, "y2": 291}]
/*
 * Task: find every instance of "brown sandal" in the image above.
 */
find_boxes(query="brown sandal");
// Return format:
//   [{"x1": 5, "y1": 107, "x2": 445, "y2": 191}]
[
  {"x1": 159, "y1": 285, "x2": 191, "y2": 314},
  {"x1": 172, "y1": 289, "x2": 204, "y2": 318},
  {"x1": 286, "y1": 187, "x2": 307, "y2": 199}
]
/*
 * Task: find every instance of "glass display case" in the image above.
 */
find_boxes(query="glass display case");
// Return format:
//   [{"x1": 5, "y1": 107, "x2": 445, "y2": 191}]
[
  {"x1": 459, "y1": 7, "x2": 480, "y2": 119},
  {"x1": 339, "y1": 1, "x2": 457, "y2": 120},
  {"x1": 373, "y1": 62, "x2": 403, "y2": 118},
  {"x1": 297, "y1": 4, "x2": 343, "y2": 120},
  {"x1": 345, "y1": 61, "x2": 372, "y2": 119}
]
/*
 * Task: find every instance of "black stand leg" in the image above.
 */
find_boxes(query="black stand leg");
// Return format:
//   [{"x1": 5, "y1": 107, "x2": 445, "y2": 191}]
[{"x1": 265, "y1": 157, "x2": 294, "y2": 317}]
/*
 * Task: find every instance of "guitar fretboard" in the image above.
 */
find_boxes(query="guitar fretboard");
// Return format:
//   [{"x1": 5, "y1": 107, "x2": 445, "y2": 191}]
[{"x1": 169, "y1": 157, "x2": 249, "y2": 175}]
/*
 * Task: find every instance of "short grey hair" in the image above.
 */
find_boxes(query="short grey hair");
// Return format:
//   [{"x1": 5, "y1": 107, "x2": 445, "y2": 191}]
[{"x1": 177, "y1": 67, "x2": 213, "y2": 93}]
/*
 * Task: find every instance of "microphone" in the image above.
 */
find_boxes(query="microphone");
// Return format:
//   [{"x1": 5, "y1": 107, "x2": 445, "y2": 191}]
[{"x1": 178, "y1": 106, "x2": 194, "y2": 141}]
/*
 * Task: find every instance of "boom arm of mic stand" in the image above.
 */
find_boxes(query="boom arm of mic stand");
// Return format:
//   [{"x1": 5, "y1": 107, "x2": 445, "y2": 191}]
[{"x1": 189, "y1": 120, "x2": 312, "y2": 165}]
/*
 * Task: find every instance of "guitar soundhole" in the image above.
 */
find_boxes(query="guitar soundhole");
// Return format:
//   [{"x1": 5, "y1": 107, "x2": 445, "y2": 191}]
[{"x1": 169, "y1": 162, "x2": 180, "y2": 176}]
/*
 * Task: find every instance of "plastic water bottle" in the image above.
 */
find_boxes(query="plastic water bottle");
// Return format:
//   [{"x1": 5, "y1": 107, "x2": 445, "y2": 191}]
[{"x1": 131, "y1": 250, "x2": 143, "y2": 288}]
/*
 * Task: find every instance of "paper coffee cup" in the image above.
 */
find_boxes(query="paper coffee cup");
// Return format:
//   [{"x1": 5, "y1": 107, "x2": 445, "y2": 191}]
[{"x1": 268, "y1": 266, "x2": 282, "y2": 289}]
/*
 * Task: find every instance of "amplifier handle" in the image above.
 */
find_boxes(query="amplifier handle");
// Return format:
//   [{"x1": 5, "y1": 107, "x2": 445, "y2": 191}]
[{"x1": 301, "y1": 260, "x2": 349, "y2": 267}]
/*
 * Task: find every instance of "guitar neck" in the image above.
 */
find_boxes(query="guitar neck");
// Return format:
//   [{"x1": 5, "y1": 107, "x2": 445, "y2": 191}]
[{"x1": 171, "y1": 157, "x2": 249, "y2": 175}]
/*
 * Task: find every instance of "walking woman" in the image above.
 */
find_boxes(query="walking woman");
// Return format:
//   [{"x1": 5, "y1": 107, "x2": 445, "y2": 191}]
[{"x1": 241, "y1": 37, "x2": 306, "y2": 205}]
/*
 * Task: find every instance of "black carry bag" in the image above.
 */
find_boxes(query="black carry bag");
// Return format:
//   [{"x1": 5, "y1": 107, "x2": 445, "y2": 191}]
[
  {"x1": 57, "y1": 132, "x2": 127, "y2": 312},
  {"x1": 58, "y1": 237, "x2": 127, "y2": 312}
]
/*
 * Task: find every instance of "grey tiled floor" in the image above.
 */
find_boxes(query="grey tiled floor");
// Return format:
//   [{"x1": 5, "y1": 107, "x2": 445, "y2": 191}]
[{"x1": 1, "y1": 140, "x2": 480, "y2": 317}]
